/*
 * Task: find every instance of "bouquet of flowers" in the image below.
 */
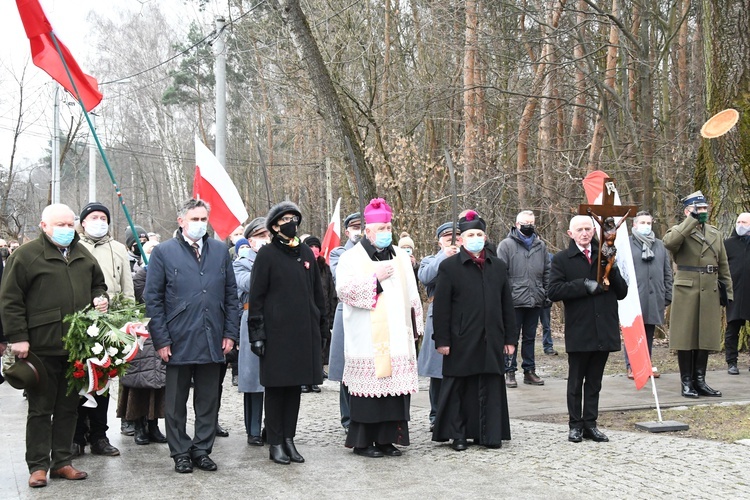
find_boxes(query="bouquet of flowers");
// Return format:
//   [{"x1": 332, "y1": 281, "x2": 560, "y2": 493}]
[{"x1": 63, "y1": 295, "x2": 149, "y2": 406}]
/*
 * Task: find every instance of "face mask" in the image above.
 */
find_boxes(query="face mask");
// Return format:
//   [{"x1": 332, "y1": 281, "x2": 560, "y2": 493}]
[
  {"x1": 279, "y1": 221, "x2": 298, "y2": 239},
  {"x1": 635, "y1": 224, "x2": 652, "y2": 236},
  {"x1": 51, "y1": 227, "x2": 75, "y2": 247},
  {"x1": 402, "y1": 247, "x2": 413, "y2": 255},
  {"x1": 737, "y1": 225, "x2": 750, "y2": 237},
  {"x1": 311, "y1": 247, "x2": 321, "y2": 259},
  {"x1": 186, "y1": 221, "x2": 208, "y2": 241},
  {"x1": 0, "y1": 248, "x2": 9, "y2": 260},
  {"x1": 697, "y1": 212, "x2": 708, "y2": 224},
  {"x1": 251, "y1": 238, "x2": 269, "y2": 252},
  {"x1": 519, "y1": 224, "x2": 535, "y2": 237},
  {"x1": 374, "y1": 231, "x2": 392, "y2": 249},
  {"x1": 85, "y1": 220, "x2": 109, "y2": 238},
  {"x1": 238, "y1": 248, "x2": 252, "y2": 260},
  {"x1": 464, "y1": 236, "x2": 484, "y2": 253}
]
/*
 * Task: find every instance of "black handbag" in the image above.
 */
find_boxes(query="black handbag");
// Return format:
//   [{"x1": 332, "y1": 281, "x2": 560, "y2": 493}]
[{"x1": 718, "y1": 280, "x2": 728, "y2": 307}]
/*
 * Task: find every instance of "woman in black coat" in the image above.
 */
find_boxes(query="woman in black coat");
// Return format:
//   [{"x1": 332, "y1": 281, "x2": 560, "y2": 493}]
[
  {"x1": 430, "y1": 211, "x2": 518, "y2": 450},
  {"x1": 247, "y1": 202, "x2": 325, "y2": 465}
]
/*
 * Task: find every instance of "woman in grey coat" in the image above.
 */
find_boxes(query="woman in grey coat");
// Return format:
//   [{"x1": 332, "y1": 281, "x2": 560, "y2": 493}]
[{"x1": 234, "y1": 220, "x2": 270, "y2": 446}]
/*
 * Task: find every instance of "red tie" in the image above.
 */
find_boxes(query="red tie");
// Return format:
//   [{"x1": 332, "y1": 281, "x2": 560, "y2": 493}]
[{"x1": 583, "y1": 249, "x2": 591, "y2": 264}]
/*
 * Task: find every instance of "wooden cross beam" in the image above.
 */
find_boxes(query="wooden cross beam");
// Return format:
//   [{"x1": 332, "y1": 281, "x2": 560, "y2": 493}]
[{"x1": 578, "y1": 177, "x2": 638, "y2": 285}]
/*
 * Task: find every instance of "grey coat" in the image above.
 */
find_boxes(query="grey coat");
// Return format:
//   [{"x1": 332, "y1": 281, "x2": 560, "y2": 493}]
[
  {"x1": 629, "y1": 234, "x2": 673, "y2": 325},
  {"x1": 416, "y1": 251, "x2": 450, "y2": 379},
  {"x1": 327, "y1": 239, "x2": 356, "y2": 382},
  {"x1": 234, "y1": 251, "x2": 264, "y2": 393},
  {"x1": 496, "y1": 229, "x2": 549, "y2": 308}
]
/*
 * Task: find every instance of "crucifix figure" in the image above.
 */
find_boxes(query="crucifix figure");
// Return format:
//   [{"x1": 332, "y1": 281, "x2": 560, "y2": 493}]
[{"x1": 578, "y1": 178, "x2": 638, "y2": 289}]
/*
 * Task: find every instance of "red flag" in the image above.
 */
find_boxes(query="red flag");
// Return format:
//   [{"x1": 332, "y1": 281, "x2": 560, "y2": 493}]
[
  {"x1": 583, "y1": 170, "x2": 653, "y2": 390},
  {"x1": 320, "y1": 198, "x2": 341, "y2": 264},
  {"x1": 193, "y1": 136, "x2": 249, "y2": 240},
  {"x1": 16, "y1": 0, "x2": 103, "y2": 112}
]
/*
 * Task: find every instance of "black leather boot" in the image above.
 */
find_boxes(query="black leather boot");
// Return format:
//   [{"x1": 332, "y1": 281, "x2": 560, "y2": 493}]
[
  {"x1": 147, "y1": 419, "x2": 168, "y2": 443},
  {"x1": 693, "y1": 350, "x2": 722, "y2": 397},
  {"x1": 283, "y1": 438, "x2": 305, "y2": 463},
  {"x1": 677, "y1": 350, "x2": 698, "y2": 398},
  {"x1": 269, "y1": 444, "x2": 290, "y2": 465},
  {"x1": 134, "y1": 417, "x2": 150, "y2": 445}
]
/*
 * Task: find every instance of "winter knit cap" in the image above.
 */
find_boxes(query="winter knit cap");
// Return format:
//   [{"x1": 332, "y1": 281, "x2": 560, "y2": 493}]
[
  {"x1": 303, "y1": 236, "x2": 322, "y2": 249},
  {"x1": 80, "y1": 202, "x2": 111, "y2": 224},
  {"x1": 265, "y1": 201, "x2": 302, "y2": 234},
  {"x1": 234, "y1": 238, "x2": 250, "y2": 254},
  {"x1": 364, "y1": 198, "x2": 392, "y2": 224},
  {"x1": 244, "y1": 217, "x2": 267, "y2": 238},
  {"x1": 458, "y1": 210, "x2": 486, "y2": 233},
  {"x1": 398, "y1": 232, "x2": 415, "y2": 249},
  {"x1": 125, "y1": 225, "x2": 148, "y2": 249}
]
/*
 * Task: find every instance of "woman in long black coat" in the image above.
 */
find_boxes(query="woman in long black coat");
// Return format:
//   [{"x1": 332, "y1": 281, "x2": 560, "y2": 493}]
[
  {"x1": 248, "y1": 202, "x2": 325, "y2": 465},
  {"x1": 430, "y1": 212, "x2": 518, "y2": 450}
]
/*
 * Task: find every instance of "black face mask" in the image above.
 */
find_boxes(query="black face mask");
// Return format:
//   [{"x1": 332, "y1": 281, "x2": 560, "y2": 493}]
[
  {"x1": 0, "y1": 248, "x2": 9, "y2": 260},
  {"x1": 131, "y1": 244, "x2": 142, "y2": 256},
  {"x1": 519, "y1": 224, "x2": 535, "y2": 237},
  {"x1": 279, "y1": 221, "x2": 298, "y2": 239}
]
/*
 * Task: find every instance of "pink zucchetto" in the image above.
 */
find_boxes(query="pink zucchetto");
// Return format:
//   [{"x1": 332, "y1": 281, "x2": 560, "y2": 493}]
[{"x1": 364, "y1": 198, "x2": 393, "y2": 224}]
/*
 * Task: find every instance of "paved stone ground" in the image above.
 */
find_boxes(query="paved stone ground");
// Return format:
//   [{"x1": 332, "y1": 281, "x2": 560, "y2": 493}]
[{"x1": 2, "y1": 371, "x2": 750, "y2": 499}]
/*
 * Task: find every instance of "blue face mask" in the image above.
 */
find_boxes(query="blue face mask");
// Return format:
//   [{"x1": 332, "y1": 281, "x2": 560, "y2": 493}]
[
  {"x1": 464, "y1": 236, "x2": 485, "y2": 253},
  {"x1": 238, "y1": 248, "x2": 252, "y2": 260},
  {"x1": 51, "y1": 227, "x2": 75, "y2": 247},
  {"x1": 374, "y1": 231, "x2": 392, "y2": 249},
  {"x1": 186, "y1": 221, "x2": 208, "y2": 241}
]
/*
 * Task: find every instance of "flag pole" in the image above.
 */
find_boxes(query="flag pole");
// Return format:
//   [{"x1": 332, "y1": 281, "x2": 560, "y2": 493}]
[{"x1": 47, "y1": 31, "x2": 148, "y2": 264}]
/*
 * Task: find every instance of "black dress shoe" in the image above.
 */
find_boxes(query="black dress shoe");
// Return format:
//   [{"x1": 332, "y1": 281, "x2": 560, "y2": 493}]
[
  {"x1": 174, "y1": 456, "x2": 193, "y2": 473},
  {"x1": 376, "y1": 443, "x2": 402, "y2": 456},
  {"x1": 582, "y1": 427, "x2": 609, "y2": 442},
  {"x1": 192, "y1": 454, "x2": 217, "y2": 471},
  {"x1": 568, "y1": 428, "x2": 583, "y2": 443},
  {"x1": 215, "y1": 424, "x2": 229, "y2": 437},
  {"x1": 450, "y1": 439, "x2": 468, "y2": 451},
  {"x1": 311, "y1": 385, "x2": 321, "y2": 393},
  {"x1": 247, "y1": 435, "x2": 264, "y2": 446},
  {"x1": 283, "y1": 438, "x2": 305, "y2": 463},
  {"x1": 120, "y1": 420, "x2": 135, "y2": 436},
  {"x1": 353, "y1": 445, "x2": 384, "y2": 458},
  {"x1": 90, "y1": 437, "x2": 120, "y2": 456},
  {"x1": 269, "y1": 444, "x2": 291, "y2": 464},
  {"x1": 301, "y1": 385, "x2": 312, "y2": 393}
]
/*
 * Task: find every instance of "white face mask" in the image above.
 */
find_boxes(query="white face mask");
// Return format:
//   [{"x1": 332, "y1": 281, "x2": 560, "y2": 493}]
[
  {"x1": 186, "y1": 221, "x2": 208, "y2": 241},
  {"x1": 737, "y1": 225, "x2": 750, "y2": 237},
  {"x1": 250, "y1": 238, "x2": 270, "y2": 252},
  {"x1": 85, "y1": 220, "x2": 109, "y2": 238},
  {"x1": 635, "y1": 224, "x2": 652, "y2": 236}
]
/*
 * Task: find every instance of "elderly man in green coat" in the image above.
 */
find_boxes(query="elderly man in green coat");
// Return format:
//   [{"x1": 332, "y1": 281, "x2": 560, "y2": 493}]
[
  {"x1": 663, "y1": 191, "x2": 733, "y2": 399},
  {"x1": 0, "y1": 204, "x2": 109, "y2": 488}
]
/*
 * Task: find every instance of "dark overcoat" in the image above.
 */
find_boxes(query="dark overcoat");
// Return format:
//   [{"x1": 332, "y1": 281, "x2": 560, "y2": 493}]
[
  {"x1": 628, "y1": 235, "x2": 673, "y2": 325},
  {"x1": 432, "y1": 248, "x2": 518, "y2": 377},
  {"x1": 247, "y1": 237, "x2": 325, "y2": 387},
  {"x1": 144, "y1": 231, "x2": 240, "y2": 365},
  {"x1": 725, "y1": 232, "x2": 750, "y2": 322},
  {"x1": 548, "y1": 239, "x2": 628, "y2": 353}
]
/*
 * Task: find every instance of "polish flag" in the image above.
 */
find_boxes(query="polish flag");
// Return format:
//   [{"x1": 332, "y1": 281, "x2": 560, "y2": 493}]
[
  {"x1": 16, "y1": 0, "x2": 103, "y2": 112},
  {"x1": 192, "y1": 136, "x2": 249, "y2": 240},
  {"x1": 583, "y1": 170, "x2": 652, "y2": 390},
  {"x1": 320, "y1": 198, "x2": 341, "y2": 264}
]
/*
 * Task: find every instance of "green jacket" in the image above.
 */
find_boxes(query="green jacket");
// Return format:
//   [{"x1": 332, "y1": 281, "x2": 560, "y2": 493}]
[{"x1": 0, "y1": 232, "x2": 108, "y2": 356}]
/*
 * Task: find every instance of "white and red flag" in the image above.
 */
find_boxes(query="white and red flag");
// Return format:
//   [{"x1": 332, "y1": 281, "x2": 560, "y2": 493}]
[
  {"x1": 320, "y1": 198, "x2": 341, "y2": 264},
  {"x1": 582, "y1": 170, "x2": 652, "y2": 390},
  {"x1": 192, "y1": 136, "x2": 249, "y2": 240}
]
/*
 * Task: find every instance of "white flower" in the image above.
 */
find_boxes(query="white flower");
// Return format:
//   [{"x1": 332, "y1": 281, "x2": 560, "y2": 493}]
[
  {"x1": 122, "y1": 344, "x2": 132, "y2": 355},
  {"x1": 91, "y1": 343, "x2": 104, "y2": 355},
  {"x1": 108, "y1": 347, "x2": 119, "y2": 357},
  {"x1": 114, "y1": 358, "x2": 123, "y2": 366},
  {"x1": 86, "y1": 324, "x2": 100, "y2": 337}
]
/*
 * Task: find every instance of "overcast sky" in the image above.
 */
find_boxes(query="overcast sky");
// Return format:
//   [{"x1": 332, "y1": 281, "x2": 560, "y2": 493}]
[{"x1": 0, "y1": 0, "x2": 226, "y2": 171}]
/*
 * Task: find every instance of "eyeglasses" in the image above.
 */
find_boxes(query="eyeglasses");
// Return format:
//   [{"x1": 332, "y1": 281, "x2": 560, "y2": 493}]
[{"x1": 279, "y1": 215, "x2": 299, "y2": 224}]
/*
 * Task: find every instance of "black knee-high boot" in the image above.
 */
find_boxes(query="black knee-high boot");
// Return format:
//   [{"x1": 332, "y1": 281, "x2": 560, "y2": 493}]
[
  {"x1": 677, "y1": 350, "x2": 698, "y2": 398},
  {"x1": 693, "y1": 349, "x2": 722, "y2": 397}
]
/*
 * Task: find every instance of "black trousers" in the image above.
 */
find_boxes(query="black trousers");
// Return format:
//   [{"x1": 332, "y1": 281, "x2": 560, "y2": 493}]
[
  {"x1": 725, "y1": 319, "x2": 747, "y2": 365},
  {"x1": 428, "y1": 377, "x2": 442, "y2": 424},
  {"x1": 74, "y1": 393, "x2": 110, "y2": 444},
  {"x1": 165, "y1": 363, "x2": 220, "y2": 458},
  {"x1": 567, "y1": 351, "x2": 609, "y2": 429},
  {"x1": 264, "y1": 386, "x2": 301, "y2": 445}
]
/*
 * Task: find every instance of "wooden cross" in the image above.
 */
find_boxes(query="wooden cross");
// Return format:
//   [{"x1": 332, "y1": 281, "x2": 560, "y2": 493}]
[{"x1": 578, "y1": 177, "x2": 638, "y2": 287}]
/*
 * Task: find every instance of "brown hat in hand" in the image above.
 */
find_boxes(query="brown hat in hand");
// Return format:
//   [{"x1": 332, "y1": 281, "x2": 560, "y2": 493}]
[{"x1": 3, "y1": 352, "x2": 48, "y2": 391}]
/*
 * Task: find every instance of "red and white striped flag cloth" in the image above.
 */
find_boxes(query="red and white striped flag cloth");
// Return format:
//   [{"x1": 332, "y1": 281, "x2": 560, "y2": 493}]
[{"x1": 320, "y1": 198, "x2": 341, "y2": 264}]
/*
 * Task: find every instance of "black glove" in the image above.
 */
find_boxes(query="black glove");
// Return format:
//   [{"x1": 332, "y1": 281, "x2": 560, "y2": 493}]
[
  {"x1": 543, "y1": 298, "x2": 553, "y2": 308},
  {"x1": 583, "y1": 279, "x2": 602, "y2": 295},
  {"x1": 250, "y1": 340, "x2": 265, "y2": 357}
]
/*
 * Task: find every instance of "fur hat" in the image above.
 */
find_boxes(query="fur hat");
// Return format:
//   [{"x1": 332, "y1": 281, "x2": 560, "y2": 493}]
[
  {"x1": 234, "y1": 238, "x2": 250, "y2": 254},
  {"x1": 303, "y1": 236, "x2": 321, "y2": 249},
  {"x1": 398, "y1": 232, "x2": 415, "y2": 249},
  {"x1": 80, "y1": 202, "x2": 110, "y2": 224},
  {"x1": 458, "y1": 210, "x2": 486, "y2": 233},
  {"x1": 265, "y1": 201, "x2": 302, "y2": 234},
  {"x1": 244, "y1": 217, "x2": 267, "y2": 238},
  {"x1": 364, "y1": 198, "x2": 392, "y2": 224}
]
